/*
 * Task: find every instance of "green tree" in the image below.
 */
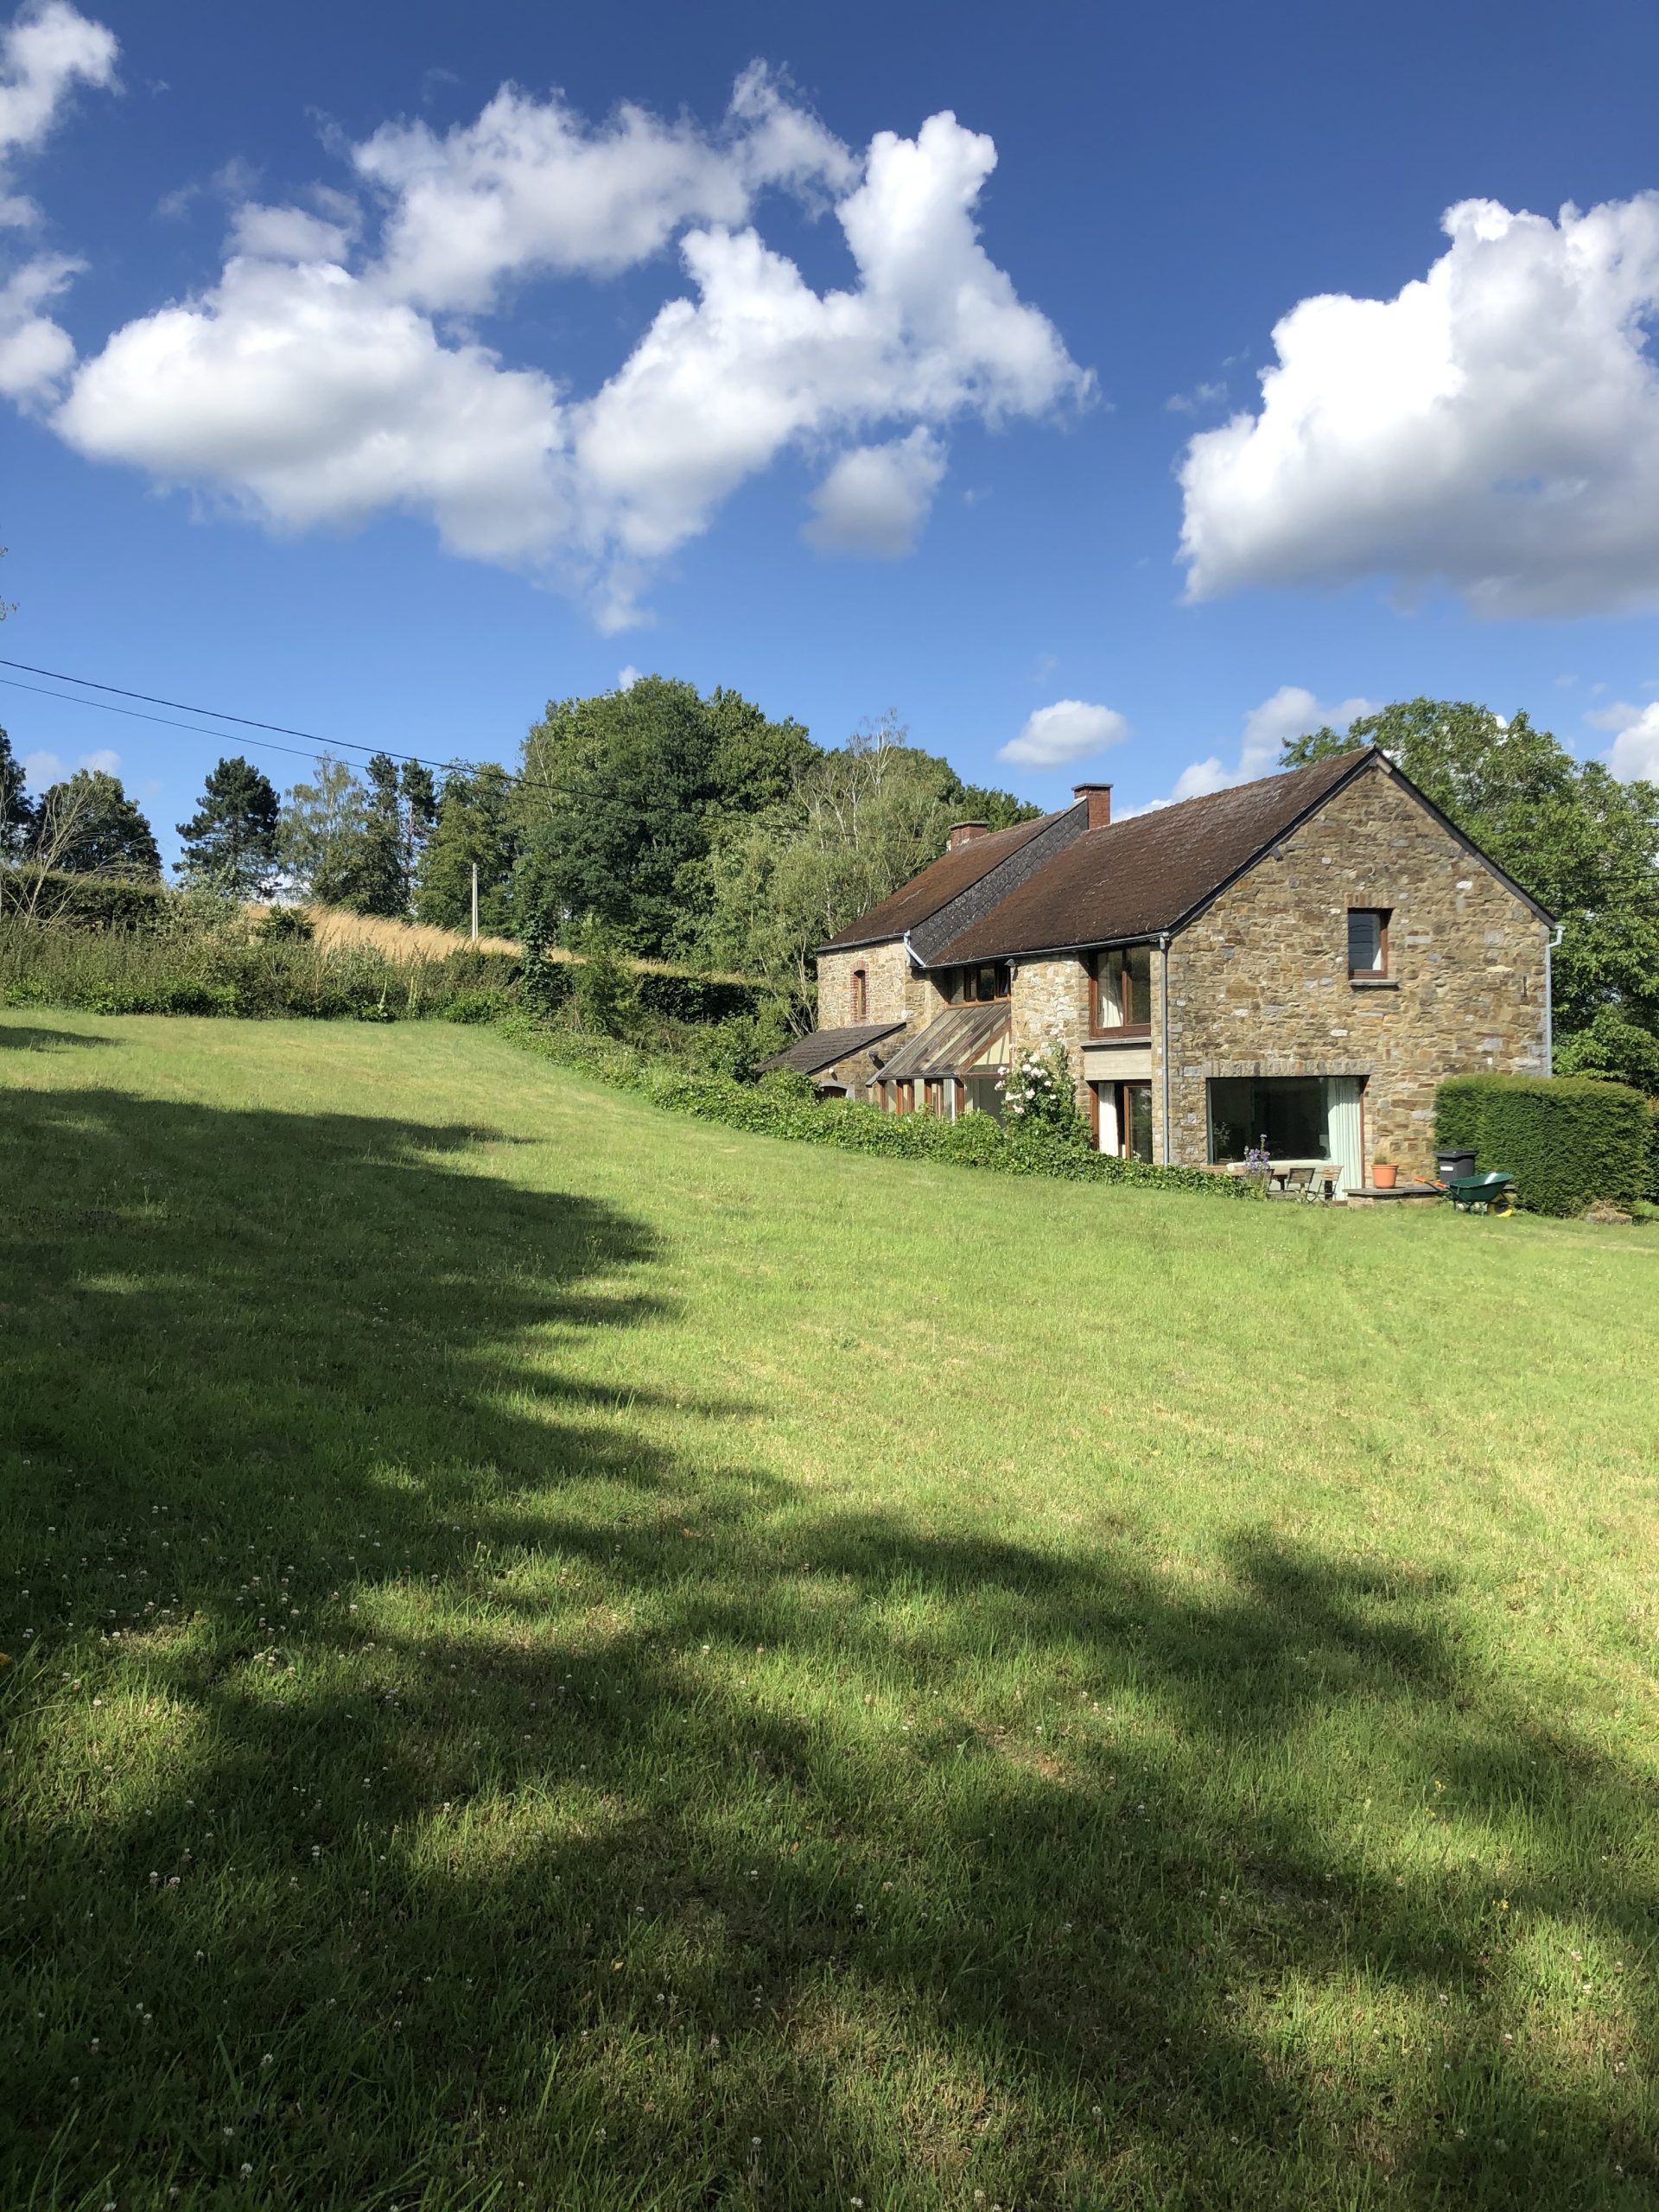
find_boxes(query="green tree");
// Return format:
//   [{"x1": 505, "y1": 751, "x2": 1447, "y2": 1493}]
[
  {"x1": 399, "y1": 761, "x2": 438, "y2": 894},
  {"x1": 1282, "y1": 699, "x2": 1659, "y2": 1046},
  {"x1": 415, "y1": 763, "x2": 518, "y2": 933},
  {"x1": 514, "y1": 677, "x2": 821, "y2": 958},
  {"x1": 348, "y1": 753, "x2": 412, "y2": 918},
  {"x1": 702, "y1": 717, "x2": 974, "y2": 1018},
  {"x1": 948, "y1": 779, "x2": 1043, "y2": 832},
  {"x1": 278, "y1": 757, "x2": 372, "y2": 906},
  {"x1": 0, "y1": 726, "x2": 34, "y2": 858},
  {"x1": 34, "y1": 768, "x2": 161, "y2": 880},
  {"x1": 569, "y1": 912, "x2": 639, "y2": 1036},
  {"x1": 175, "y1": 754, "x2": 282, "y2": 896}
]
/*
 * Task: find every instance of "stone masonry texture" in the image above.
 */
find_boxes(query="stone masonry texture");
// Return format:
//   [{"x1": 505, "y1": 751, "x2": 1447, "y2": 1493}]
[{"x1": 1162, "y1": 760, "x2": 1549, "y2": 1179}]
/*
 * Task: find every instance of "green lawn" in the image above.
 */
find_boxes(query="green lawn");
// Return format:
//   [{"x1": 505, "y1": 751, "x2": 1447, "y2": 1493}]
[{"x1": 3, "y1": 1010, "x2": 1657, "y2": 2212}]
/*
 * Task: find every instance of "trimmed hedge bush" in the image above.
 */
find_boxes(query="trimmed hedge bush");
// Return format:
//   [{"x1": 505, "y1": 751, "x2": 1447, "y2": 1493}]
[
  {"x1": 0, "y1": 868, "x2": 169, "y2": 931},
  {"x1": 1435, "y1": 1071, "x2": 1653, "y2": 1216},
  {"x1": 499, "y1": 1019, "x2": 1262, "y2": 1202}
]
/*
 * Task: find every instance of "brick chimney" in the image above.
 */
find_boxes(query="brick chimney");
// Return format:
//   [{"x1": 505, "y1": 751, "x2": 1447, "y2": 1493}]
[
  {"x1": 1072, "y1": 782, "x2": 1113, "y2": 830},
  {"x1": 946, "y1": 820, "x2": 990, "y2": 851}
]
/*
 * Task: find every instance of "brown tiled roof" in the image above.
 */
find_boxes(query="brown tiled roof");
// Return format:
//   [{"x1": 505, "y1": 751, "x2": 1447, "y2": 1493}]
[
  {"x1": 931, "y1": 753, "x2": 1372, "y2": 963},
  {"x1": 819, "y1": 810, "x2": 1070, "y2": 950},
  {"x1": 759, "y1": 1020, "x2": 906, "y2": 1077},
  {"x1": 874, "y1": 1002, "x2": 1009, "y2": 1083}
]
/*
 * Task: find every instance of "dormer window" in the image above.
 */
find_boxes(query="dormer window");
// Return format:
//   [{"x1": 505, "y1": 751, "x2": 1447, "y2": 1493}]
[
  {"x1": 1090, "y1": 946, "x2": 1152, "y2": 1033},
  {"x1": 850, "y1": 966, "x2": 868, "y2": 1021}
]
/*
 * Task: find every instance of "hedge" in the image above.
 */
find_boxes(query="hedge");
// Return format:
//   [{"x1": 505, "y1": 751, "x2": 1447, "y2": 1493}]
[
  {"x1": 0, "y1": 868, "x2": 169, "y2": 930},
  {"x1": 1435, "y1": 1071, "x2": 1652, "y2": 1216},
  {"x1": 499, "y1": 1018, "x2": 1262, "y2": 1202}
]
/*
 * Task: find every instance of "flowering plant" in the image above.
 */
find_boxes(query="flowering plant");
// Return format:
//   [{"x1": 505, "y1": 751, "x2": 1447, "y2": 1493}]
[
  {"x1": 999, "y1": 1029, "x2": 1090, "y2": 1144},
  {"x1": 1243, "y1": 1136, "x2": 1273, "y2": 1179}
]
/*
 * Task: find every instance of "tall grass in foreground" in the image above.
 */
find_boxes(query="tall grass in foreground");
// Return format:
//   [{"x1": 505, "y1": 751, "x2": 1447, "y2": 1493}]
[{"x1": 3, "y1": 1012, "x2": 1657, "y2": 2211}]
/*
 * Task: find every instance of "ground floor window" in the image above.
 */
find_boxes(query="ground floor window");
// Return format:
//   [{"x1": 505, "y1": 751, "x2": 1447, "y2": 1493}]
[
  {"x1": 1207, "y1": 1076, "x2": 1364, "y2": 1189},
  {"x1": 1090, "y1": 1080, "x2": 1153, "y2": 1161}
]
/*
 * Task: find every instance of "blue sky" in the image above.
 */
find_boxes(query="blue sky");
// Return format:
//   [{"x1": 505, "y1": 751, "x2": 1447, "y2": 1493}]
[{"x1": 6, "y1": 0, "x2": 1659, "y2": 864}]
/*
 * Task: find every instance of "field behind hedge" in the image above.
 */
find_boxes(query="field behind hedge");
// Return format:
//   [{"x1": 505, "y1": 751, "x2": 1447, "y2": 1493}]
[{"x1": 3, "y1": 1013, "x2": 1658, "y2": 2211}]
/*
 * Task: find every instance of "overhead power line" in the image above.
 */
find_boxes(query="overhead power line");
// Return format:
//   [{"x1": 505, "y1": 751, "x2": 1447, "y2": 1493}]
[{"x1": 0, "y1": 654, "x2": 569, "y2": 798}]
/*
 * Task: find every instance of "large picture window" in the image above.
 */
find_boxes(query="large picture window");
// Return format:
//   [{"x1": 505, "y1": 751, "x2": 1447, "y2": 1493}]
[
  {"x1": 1208, "y1": 1077, "x2": 1329, "y2": 1162},
  {"x1": 1090, "y1": 945, "x2": 1152, "y2": 1033}
]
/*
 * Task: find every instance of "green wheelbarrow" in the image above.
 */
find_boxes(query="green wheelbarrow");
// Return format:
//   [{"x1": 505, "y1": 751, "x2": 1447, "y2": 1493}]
[{"x1": 1444, "y1": 1170, "x2": 1516, "y2": 1216}]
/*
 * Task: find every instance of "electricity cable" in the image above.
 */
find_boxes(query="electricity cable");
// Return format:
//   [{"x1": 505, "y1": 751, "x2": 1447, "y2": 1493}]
[{"x1": 0, "y1": 655, "x2": 569, "y2": 797}]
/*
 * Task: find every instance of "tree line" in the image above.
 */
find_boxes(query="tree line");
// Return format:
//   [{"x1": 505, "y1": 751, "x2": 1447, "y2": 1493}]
[
  {"x1": 0, "y1": 676, "x2": 1038, "y2": 992},
  {"x1": 5, "y1": 682, "x2": 1658, "y2": 1075}
]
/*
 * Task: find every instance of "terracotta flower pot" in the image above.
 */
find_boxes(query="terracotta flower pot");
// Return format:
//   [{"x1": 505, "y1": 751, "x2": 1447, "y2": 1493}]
[{"x1": 1372, "y1": 1163, "x2": 1399, "y2": 1190}]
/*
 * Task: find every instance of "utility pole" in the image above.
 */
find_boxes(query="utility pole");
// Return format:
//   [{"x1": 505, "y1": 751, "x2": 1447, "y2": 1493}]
[{"x1": 470, "y1": 861, "x2": 479, "y2": 942}]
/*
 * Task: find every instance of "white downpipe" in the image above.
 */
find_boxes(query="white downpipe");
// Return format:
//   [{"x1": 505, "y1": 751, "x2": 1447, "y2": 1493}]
[
  {"x1": 1544, "y1": 922, "x2": 1565, "y2": 1073},
  {"x1": 1159, "y1": 932, "x2": 1172, "y2": 1165}
]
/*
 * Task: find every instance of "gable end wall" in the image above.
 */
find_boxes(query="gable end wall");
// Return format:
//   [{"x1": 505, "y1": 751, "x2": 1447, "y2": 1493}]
[{"x1": 1164, "y1": 764, "x2": 1550, "y2": 1178}]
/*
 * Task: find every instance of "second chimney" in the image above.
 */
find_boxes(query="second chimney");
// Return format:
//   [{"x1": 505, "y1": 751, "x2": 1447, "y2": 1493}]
[
  {"x1": 947, "y1": 820, "x2": 990, "y2": 851},
  {"x1": 1073, "y1": 782, "x2": 1113, "y2": 830}
]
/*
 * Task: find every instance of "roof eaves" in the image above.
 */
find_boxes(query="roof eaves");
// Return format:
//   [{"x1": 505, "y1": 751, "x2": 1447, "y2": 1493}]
[
  {"x1": 1163, "y1": 747, "x2": 1379, "y2": 938},
  {"x1": 1378, "y1": 760, "x2": 1557, "y2": 925}
]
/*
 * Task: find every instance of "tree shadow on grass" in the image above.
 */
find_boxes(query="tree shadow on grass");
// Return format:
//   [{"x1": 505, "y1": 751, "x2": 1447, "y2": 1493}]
[
  {"x1": 1, "y1": 1084, "x2": 1655, "y2": 2211},
  {"x1": 0, "y1": 1021, "x2": 120, "y2": 1050}
]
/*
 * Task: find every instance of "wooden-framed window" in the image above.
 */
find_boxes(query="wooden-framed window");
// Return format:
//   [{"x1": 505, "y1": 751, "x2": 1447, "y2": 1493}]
[
  {"x1": 947, "y1": 961, "x2": 1011, "y2": 1004},
  {"x1": 1090, "y1": 945, "x2": 1152, "y2": 1034},
  {"x1": 924, "y1": 1077, "x2": 944, "y2": 1116},
  {"x1": 1091, "y1": 1079, "x2": 1153, "y2": 1159},
  {"x1": 1347, "y1": 909, "x2": 1389, "y2": 977},
  {"x1": 850, "y1": 965, "x2": 869, "y2": 1021}
]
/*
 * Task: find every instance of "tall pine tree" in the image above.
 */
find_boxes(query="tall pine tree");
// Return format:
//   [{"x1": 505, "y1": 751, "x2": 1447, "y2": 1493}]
[{"x1": 175, "y1": 755, "x2": 281, "y2": 896}]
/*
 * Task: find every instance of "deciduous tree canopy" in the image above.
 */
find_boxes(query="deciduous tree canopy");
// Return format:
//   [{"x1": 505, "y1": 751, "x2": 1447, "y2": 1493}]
[{"x1": 35, "y1": 768, "x2": 161, "y2": 881}]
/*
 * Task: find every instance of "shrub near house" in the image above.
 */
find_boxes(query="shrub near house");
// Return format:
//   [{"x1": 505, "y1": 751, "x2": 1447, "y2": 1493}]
[{"x1": 1436, "y1": 1071, "x2": 1655, "y2": 1215}]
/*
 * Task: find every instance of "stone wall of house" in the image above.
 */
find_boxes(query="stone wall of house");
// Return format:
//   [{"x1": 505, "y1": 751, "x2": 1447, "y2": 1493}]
[
  {"x1": 817, "y1": 941, "x2": 949, "y2": 1032},
  {"x1": 1009, "y1": 955, "x2": 1094, "y2": 1112},
  {"x1": 1163, "y1": 759, "x2": 1550, "y2": 1180}
]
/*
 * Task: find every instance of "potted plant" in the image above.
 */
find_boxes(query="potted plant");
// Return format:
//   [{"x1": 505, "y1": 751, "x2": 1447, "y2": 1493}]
[{"x1": 1372, "y1": 1160, "x2": 1399, "y2": 1190}]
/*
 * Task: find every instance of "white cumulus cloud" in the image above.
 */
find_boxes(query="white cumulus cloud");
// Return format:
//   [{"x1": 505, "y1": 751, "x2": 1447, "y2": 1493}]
[
  {"x1": 1179, "y1": 194, "x2": 1659, "y2": 618},
  {"x1": 1139, "y1": 684, "x2": 1379, "y2": 810},
  {"x1": 42, "y1": 70, "x2": 1086, "y2": 626},
  {"x1": 803, "y1": 428, "x2": 945, "y2": 557},
  {"x1": 356, "y1": 62, "x2": 854, "y2": 313},
  {"x1": 23, "y1": 743, "x2": 118, "y2": 785},
  {"x1": 0, "y1": 245, "x2": 75, "y2": 396},
  {"x1": 1587, "y1": 699, "x2": 1659, "y2": 783},
  {"x1": 998, "y1": 698, "x2": 1129, "y2": 770},
  {"x1": 0, "y1": 3, "x2": 116, "y2": 402},
  {"x1": 0, "y1": 0, "x2": 116, "y2": 222}
]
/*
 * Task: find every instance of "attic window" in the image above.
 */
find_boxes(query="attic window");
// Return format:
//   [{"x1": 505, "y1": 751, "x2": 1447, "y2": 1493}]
[{"x1": 1348, "y1": 910, "x2": 1389, "y2": 977}]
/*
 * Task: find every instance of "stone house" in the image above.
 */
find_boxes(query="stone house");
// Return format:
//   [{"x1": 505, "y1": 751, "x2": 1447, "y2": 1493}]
[{"x1": 780, "y1": 749, "x2": 1554, "y2": 1191}]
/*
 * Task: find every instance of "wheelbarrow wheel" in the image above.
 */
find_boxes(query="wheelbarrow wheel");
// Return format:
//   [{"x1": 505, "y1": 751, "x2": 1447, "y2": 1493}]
[{"x1": 1491, "y1": 1188, "x2": 1516, "y2": 1217}]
